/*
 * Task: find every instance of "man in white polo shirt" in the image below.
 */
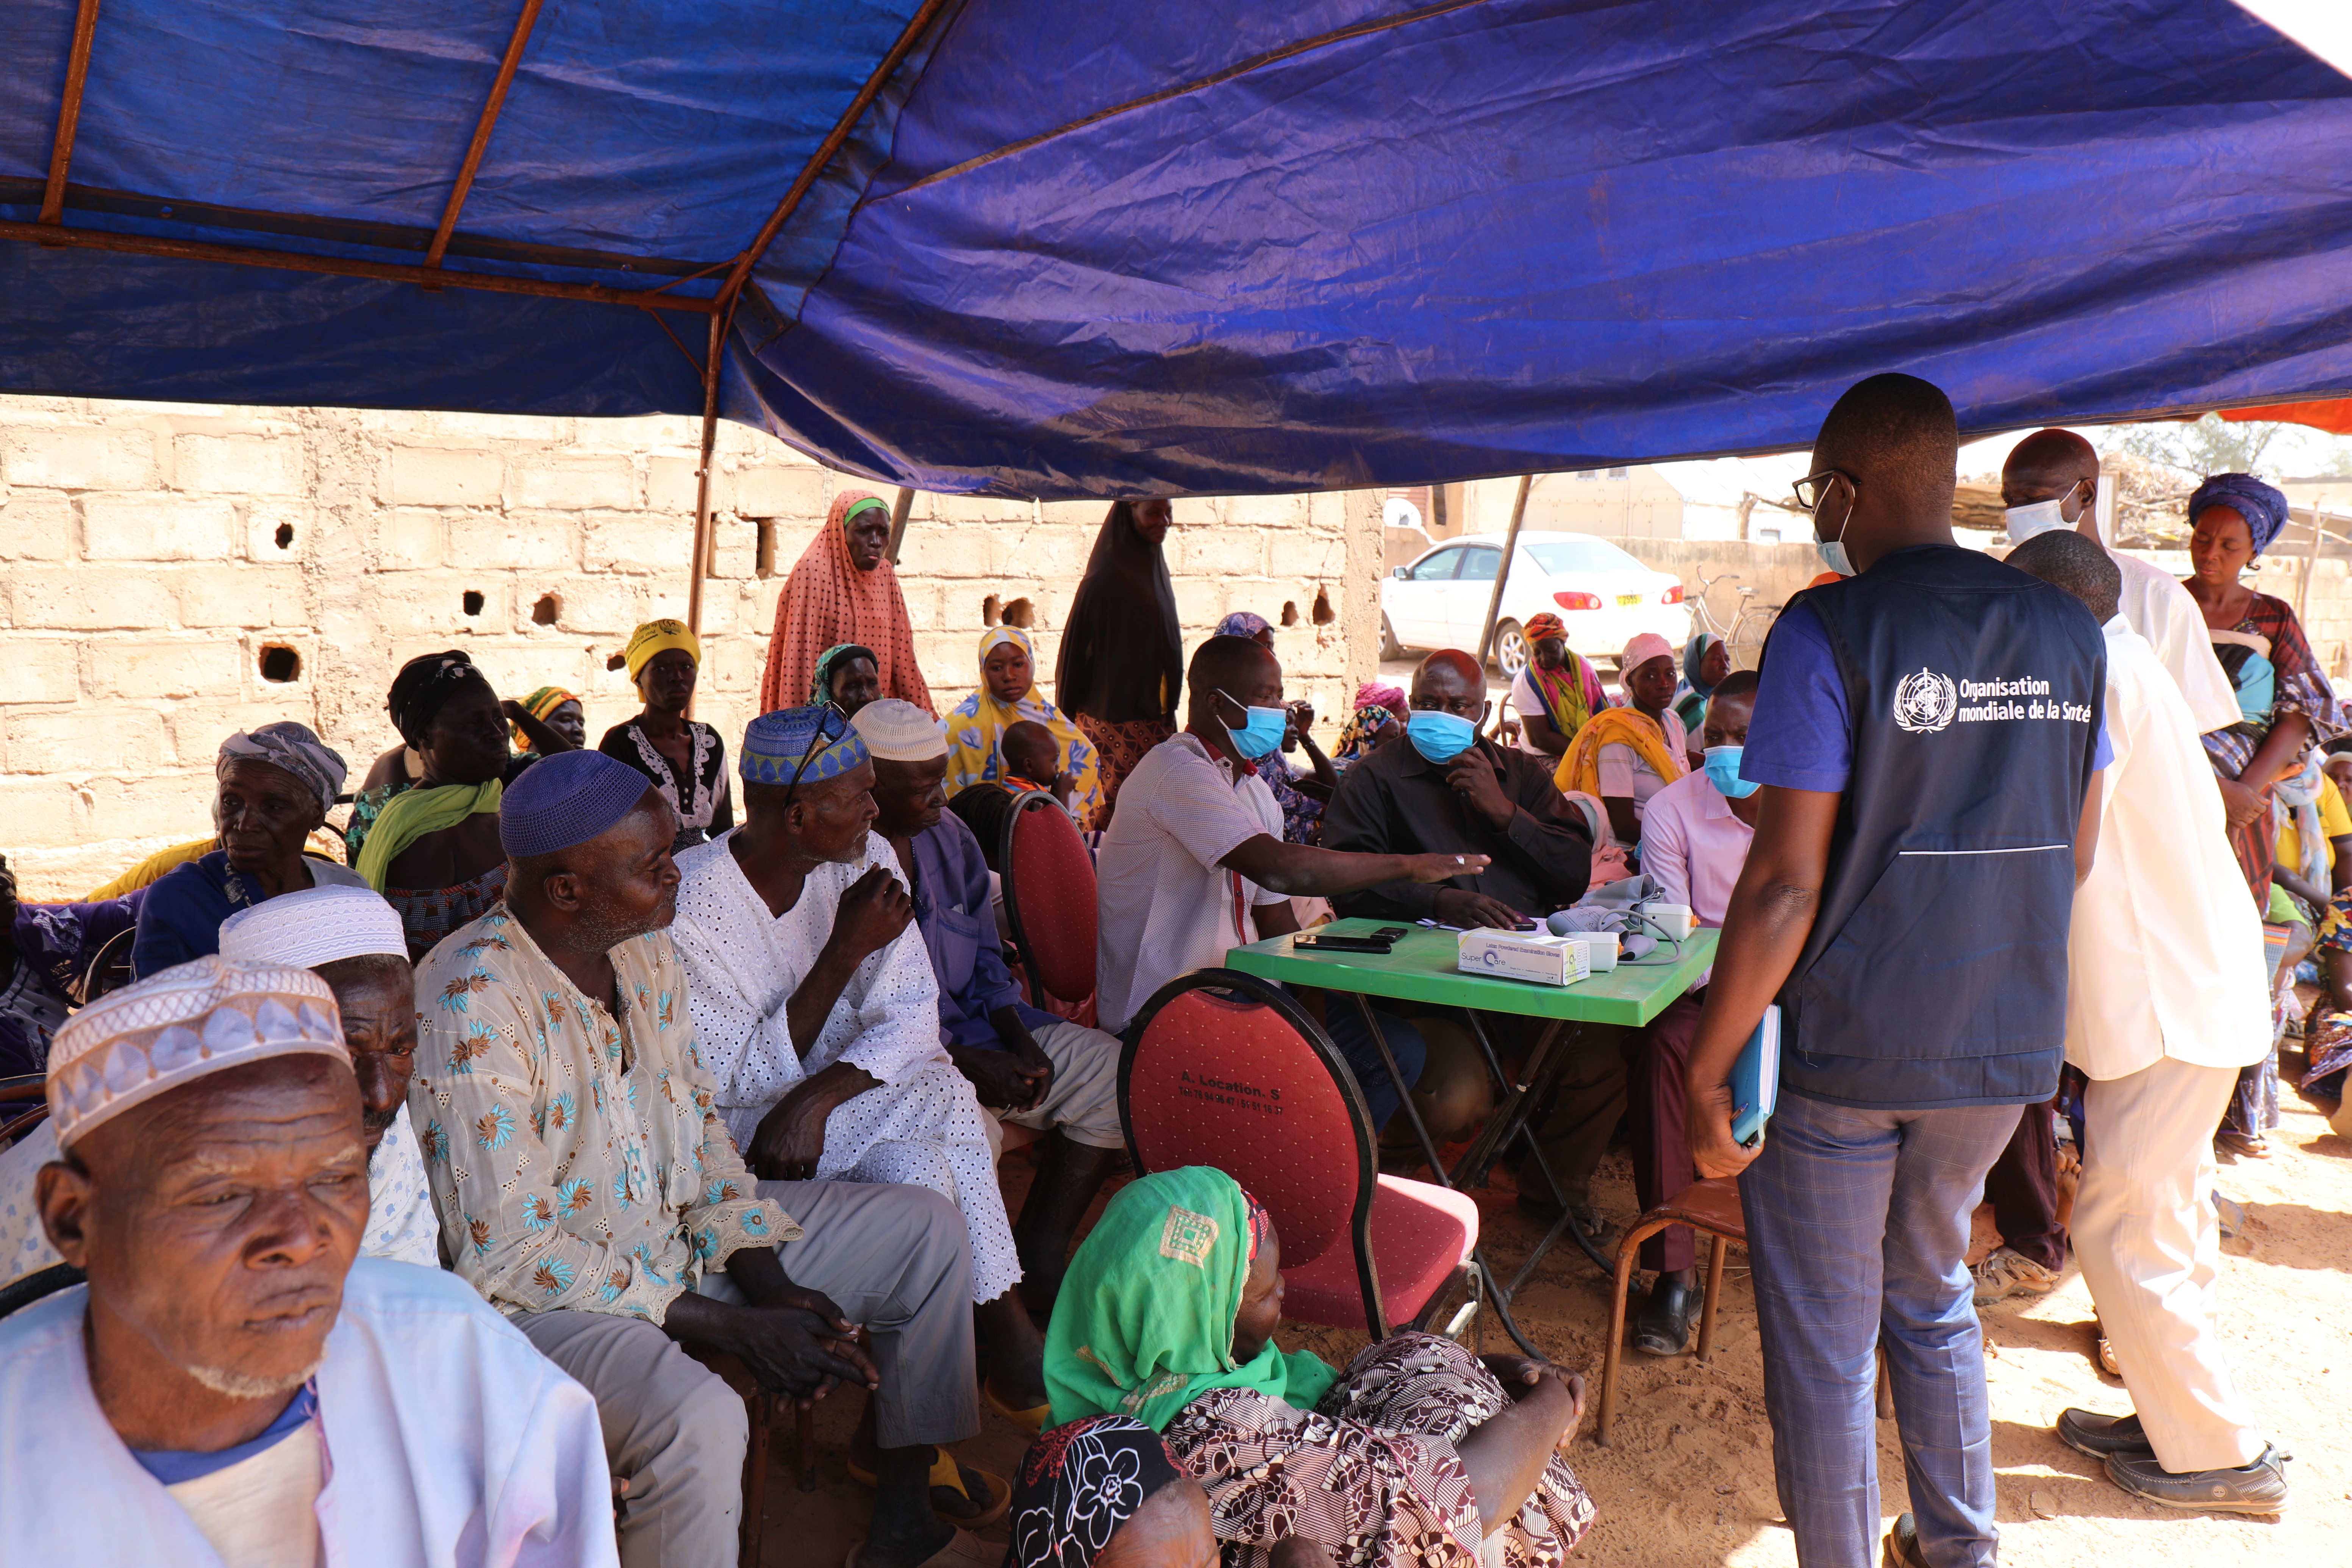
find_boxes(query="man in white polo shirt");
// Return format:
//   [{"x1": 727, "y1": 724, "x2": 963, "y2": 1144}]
[{"x1": 1095, "y1": 634, "x2": 1476, "y2": 1131}]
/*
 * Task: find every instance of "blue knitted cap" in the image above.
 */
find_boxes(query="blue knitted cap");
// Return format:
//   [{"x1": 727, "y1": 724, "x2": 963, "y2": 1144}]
[
  {"x1": 742, "y1": 705, "x2": 869, "y2": 787},
  {"x1": 500, "y1": 750, "x2": 659, "y2": 858}
]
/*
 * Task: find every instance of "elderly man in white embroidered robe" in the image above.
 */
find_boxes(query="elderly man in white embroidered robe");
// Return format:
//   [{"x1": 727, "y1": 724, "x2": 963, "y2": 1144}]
[
  {"x1": 669, "y1": 705, "x2": 1051, "y2": 1433},
  {"x1": 1, "y1": 956, "x2": 614, "y2": 1568}
]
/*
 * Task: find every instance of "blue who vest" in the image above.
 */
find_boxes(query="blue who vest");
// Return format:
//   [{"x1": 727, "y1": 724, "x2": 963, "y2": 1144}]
[{"x1": 1772, "y1": 544, "x2": 2107, "y2": 1108}]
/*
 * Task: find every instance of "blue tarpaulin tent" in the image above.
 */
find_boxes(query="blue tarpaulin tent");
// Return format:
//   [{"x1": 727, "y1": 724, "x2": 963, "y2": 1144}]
[{"x1": 5, "y1": 0, "x2": 2350, "y2": 509}]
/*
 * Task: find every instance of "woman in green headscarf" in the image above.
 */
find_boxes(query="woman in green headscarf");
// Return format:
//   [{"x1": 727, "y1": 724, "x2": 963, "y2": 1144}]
[{"x1": 1048, "y1": 1168, "x2": 1595, "y2": 1567}]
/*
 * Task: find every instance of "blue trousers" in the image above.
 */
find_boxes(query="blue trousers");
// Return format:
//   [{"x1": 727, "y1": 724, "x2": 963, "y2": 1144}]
[
  {"x1": 1739, "y1": 1091, "x2": 2020, "y2": 1568},
  {"x1": 1294, "y1": 986, "x2": 1426, "y2": 1133}
]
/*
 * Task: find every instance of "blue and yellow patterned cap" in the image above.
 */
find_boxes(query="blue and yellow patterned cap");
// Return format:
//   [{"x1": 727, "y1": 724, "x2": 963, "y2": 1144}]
[{"x1": 742, "y1": 705, "x2": 869, "y2": 787}]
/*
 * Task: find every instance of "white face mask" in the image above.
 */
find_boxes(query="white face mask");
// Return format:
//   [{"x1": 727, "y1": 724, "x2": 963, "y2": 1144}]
[{"x1": 2005, "y1": 479, "x2": 2088, "y2": 544}]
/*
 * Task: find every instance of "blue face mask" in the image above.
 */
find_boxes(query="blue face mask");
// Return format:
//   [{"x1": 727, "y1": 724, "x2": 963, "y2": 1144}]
[
  {"x1": 1703, "y1": 744, "x2": 1760, "y2": 799},
  {"x1": 1815, "y1": 537, "x2": 1852, "y2": 577},
  {"x1": 1218, "y1": 690, "x2": 1288, "y2": 759},
  {"x1": 1407, "y1": 708, "x2": 1478, "y2": 763}
]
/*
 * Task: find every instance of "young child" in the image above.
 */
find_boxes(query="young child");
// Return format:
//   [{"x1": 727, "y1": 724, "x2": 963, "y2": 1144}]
[{"x1": 1001, "y1": 719, "x2": 1079, "y2": 816}]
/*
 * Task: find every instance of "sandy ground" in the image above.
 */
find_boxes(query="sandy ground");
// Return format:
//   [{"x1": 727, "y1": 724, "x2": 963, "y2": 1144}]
[{"x1": 763, "y1": 1067, "x2": 2349, "y2": 1567}]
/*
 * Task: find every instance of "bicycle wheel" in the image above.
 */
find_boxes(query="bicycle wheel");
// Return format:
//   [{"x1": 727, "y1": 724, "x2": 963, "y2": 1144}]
[{"x1": 1728, "y1": 603, "x2": 1780, "y2": 670}]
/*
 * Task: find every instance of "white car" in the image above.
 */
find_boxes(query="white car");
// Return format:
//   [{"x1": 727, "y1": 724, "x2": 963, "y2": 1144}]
[{"x1": 1380, "y1": 530, "x2": 1691, "y2": 676}]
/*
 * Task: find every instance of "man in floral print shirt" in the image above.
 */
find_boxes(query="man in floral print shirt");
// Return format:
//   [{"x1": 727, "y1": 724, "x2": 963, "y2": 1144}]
[{"x1": 413, "y1": 751, "x2": 987, "y2": 1568}]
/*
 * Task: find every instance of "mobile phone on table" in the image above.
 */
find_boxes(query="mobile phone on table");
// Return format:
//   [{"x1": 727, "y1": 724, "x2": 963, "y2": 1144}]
[{"x1": 1294, "y1": 933, "x2": 1395, "y2": 954}]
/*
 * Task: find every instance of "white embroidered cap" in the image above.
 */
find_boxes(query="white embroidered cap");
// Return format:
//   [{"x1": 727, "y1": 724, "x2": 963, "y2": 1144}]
[
  {"x1": 852, "y1": 698, "x2": 950, "y2": 762},
  {"x1": 220, "y1": 884, "x2": 408, "y2": 970},
  {"x1": 46, "y1": 957, "x2": 347, "y2": 1149}
]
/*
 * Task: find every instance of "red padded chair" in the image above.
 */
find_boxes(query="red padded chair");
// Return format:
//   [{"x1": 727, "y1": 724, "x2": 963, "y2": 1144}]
[
  {"x1": 1120, "y1": 970, "x2": 1479, "y2": 1335},
  {"x1": 1000, "y1": 791, "x2": 1097, "y2": 1011}
]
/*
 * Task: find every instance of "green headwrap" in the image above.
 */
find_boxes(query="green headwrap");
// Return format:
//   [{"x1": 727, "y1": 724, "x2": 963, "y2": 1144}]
[{"x1": 1044, "y1": 1166, "x2": 1338, "y2": 1432}]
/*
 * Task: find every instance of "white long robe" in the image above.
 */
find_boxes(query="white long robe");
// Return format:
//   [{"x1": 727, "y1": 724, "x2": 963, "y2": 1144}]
[
  {"x1": 668, "y1": 830, "x2": 1019, "y2": 1302},
  {"x1": 2064, "y1": 617, "x2": 2271, "y2": 1079},
  {"x1": 0, "y1": 1257, "x2": 616, "y2": 1567}
]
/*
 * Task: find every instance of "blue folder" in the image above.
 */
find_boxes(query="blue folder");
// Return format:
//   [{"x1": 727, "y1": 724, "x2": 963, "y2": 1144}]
[{"x1": 1730, "y1": 1005, "x2": 1780, "y2": 1147}]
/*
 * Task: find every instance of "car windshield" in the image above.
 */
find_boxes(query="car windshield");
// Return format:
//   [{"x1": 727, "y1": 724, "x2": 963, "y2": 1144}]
[{"x1": 1519, "y1": 535, "x2": 1644, "y2": 575}]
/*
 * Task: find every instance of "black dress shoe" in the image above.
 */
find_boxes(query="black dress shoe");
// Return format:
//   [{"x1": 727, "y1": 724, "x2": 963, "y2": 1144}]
[
  {"x1": 1633, "y1": 1278, "x2": 1702, "y2": 1356},
  {"x1": 1881, "y1": 1512, "x2": 1929, "y2": 1568},
  {"x1": 2104, "y1": 1442, "x2": 2291, "y2": 1513},
  {"x1": 2056, "y1": 1408, "x2": 2154, "y2": 1459}
]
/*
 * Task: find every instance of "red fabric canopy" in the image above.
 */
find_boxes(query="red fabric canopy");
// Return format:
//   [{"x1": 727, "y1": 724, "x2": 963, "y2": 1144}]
[{"x1": 2219, "y1": 399, "x2": 2352, "y2": 435}]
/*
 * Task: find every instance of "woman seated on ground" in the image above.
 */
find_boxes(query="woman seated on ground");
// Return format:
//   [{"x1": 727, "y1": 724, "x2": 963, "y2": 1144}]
[
  {"x1": 1048, "y1": 1168, "x2": 1593, "y2": 1568},
  {"x1": 600, "y1": 620, "x2": 733, "y2": 854},
  {"x1": 1009, "y1": 1413, "x2": 1280, "y2": 1568},
  {"x1": 1553, "y1": 632, "x2": 1688, "y2": 846},
  {"x1": 947, "y1": 626, "x2": 1106, "y2": 827},
  {"x1": 355, "y1": 651, "x2": 528, "y2": 961},
  {"x1": 1509, "y1": 613, "x2": 1609, "y2": 761},
  {"x1": 131, "y1": 723, "x2": 367, "y2": 978}
]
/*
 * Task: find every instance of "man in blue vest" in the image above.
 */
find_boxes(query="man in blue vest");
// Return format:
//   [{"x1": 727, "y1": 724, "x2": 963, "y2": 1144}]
[{"x1": 1682, "y1": 374, "x2": 2112, "y2": 1568}]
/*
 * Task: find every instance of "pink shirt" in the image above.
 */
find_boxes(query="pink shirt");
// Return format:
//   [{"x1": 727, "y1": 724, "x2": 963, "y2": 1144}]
[{"x1": 1639, "y1": 769, "x2": 1754, "y2": 945}]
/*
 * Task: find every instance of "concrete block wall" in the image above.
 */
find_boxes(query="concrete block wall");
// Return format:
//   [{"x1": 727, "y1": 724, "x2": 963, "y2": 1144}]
[{"x1": 0, "y1": 396, "x2": 1380, "y2": 896}]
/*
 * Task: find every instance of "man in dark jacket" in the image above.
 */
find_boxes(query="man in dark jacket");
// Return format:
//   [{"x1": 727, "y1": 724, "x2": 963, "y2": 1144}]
[
  {"x1": 1685, "y1": 374, "x2": 2110, "y2": 1568},
  {"x1": 1321, "y1": 650, "x2": 1608, "y2": 1226},
  {"x1": 1321, "y1": 650, "x2": 1594, "y2": 926}
]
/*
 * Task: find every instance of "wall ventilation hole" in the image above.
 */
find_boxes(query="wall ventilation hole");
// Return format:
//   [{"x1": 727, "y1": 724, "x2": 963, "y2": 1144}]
[
  {"x1": 532, "y1": 594, "x2": 560, "y2": 627},
  {"x1": 462, "y1": 590, "x2": 485, "y2": 616},
  {"x1": 982, "y1": 594, "x2": 1002, "y2": 626},
  {"x1": 755, "y1": 519, "x2": 779, "y2": 579},
  {"x1": 1280, "y1": 601, "x2": 1299, "y2": 626},
  {"x1": 606, "y1": 651, "x2": 629, "y2": 673},
  {"x1": 258, "y1": 644, "x2": 301, "y2": 683},
  {"x1": 1001, "y1": 597, "x2": 1035, "y2": 629},
  {"x1": 1311, "y1": 586, "x2": 1334, "y2": 625},
  {"x1": 273, "y1": 523, "x2": 295, "y2": 550}
]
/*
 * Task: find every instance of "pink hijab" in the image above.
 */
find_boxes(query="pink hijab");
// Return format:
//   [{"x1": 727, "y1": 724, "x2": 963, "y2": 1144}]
[{"x1": 759, "y1": 490, "x2": 934, "y2": 715}]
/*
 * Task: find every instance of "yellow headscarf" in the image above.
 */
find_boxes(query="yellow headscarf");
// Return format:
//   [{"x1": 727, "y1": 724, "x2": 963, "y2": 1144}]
[
  {"x1": 944, "y1": 627, "x2": 1105, "y2": 827},
  {"x1": 1553, "y1": 706, "x2": 1687, "y2": 801},
  {"x1": 624, "y1": 620, "x2": 700, "y2": 682},
  {"x1": 510, "y1": 685, "x2": 578, "y2": 752}
]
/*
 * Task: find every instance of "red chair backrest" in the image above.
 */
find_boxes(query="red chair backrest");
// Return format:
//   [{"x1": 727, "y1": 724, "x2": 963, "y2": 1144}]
[
  {"x1": 1121, "y1": 974, "x2": 1373, "y2": 1270},
  {"x1": 1002, "y1": 793, "x2": 1097, "y2": 1005}
]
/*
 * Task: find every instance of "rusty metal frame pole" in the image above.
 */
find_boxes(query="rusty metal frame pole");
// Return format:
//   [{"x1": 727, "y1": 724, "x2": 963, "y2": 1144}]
[
  {"x1": 0, "y1": 219, "x2": 716, "y2": 312},
  {"x1": 1474, "y1": 475, "x2": 1535, "y2": 709},
  {"x1": 423, "y1": 0, "x2": 547, "y2": 276},
  {"x1": 39, "y1": 0, "x2": 103, "y2": 233},
  {"x1": 685, "y1": 309, "x2": 727, "y2": 661}
]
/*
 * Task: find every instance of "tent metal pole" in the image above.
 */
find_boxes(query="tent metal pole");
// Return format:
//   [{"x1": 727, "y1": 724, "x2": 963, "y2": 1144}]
[
  {"x1": 39, "y1": 0, "x2": 103, "y2": 231},
  {"x1": 1474, "y1": 474, "x2": 1535, "y2": 690},
  {"x1": 885, "y1": 486, "x2": 915, "y2": 564},
  {"x1": 424, "y1": 0, "x2": 547, "y2": 274},
  {"x1": 684, "y1": 309, "x2": 728, "y2": 679},
  {"x1": 0, "y1": 220, "x2": 717, "y2": 312}
]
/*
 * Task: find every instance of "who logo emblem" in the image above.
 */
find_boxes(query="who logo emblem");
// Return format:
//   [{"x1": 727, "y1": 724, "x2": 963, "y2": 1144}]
[{"x1": 1892, "y1": 667, "x2": 1958, "y2": 733}]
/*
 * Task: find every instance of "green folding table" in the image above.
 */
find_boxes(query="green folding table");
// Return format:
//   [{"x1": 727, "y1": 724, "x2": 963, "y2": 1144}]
[{"x1": 1224, "y1": 917, "x2": 1719, "y2": 1355}]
